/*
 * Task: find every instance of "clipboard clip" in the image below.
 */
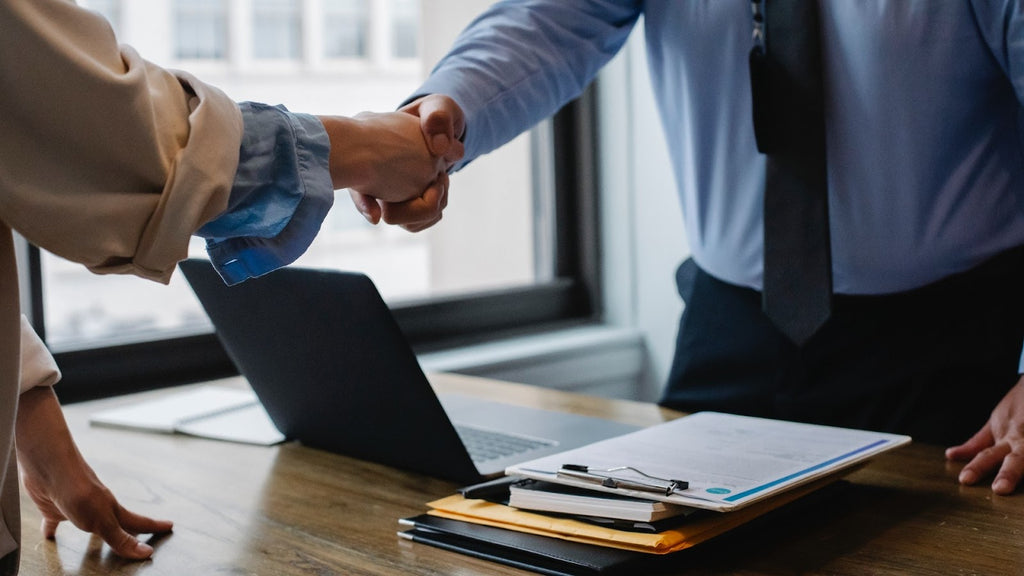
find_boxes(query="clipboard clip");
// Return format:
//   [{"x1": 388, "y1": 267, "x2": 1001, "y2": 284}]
[{"x1": 557, "y1": 464, "x2": 689, "y2": 496}]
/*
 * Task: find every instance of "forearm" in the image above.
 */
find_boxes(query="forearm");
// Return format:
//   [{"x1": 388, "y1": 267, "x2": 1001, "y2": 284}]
[
  {"x1": 410, "y1": 0, "x2": 640, "y2": 168},
  {"x1": 0, "y1": 0, "x2": 242, "y2": 284},
  {"x1": 15, "y1": 387, "x2": 82, "y2": 482},
  {"x1": 16, "y1": 386, "x2": 174, "y2": 558}
]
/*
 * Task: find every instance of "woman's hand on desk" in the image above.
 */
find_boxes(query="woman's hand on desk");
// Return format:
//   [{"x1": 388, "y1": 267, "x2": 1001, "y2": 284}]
[
  {"x1": 15, "y1": 387, "x2": 173, "y2": 560},
  {"x1": 946, "y1": 377, "x2": 1024, "y2": 495}
]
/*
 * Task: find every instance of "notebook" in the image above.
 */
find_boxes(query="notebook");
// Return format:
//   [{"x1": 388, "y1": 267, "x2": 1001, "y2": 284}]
[{"x1": 178, "y1": 259, "x2": 639, "y2": 484}]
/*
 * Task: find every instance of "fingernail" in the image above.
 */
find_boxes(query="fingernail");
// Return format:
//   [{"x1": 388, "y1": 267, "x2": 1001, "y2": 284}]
[
  {"x1": 431, "y1": 133, "x2": 449, "y2": 153},
  {"x1": 135, "y1": 541, "x2": 154, "y2": 556},
  {"x1": 959, "y1": 469, "x2": 977, "y2": 484},
  {"x1": 992, "y1": 479, "x2": 1012, "y2": 494}
]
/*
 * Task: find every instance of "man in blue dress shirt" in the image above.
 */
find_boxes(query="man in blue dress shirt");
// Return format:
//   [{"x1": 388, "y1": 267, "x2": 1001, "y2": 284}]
[{"x1": 360, "y1": 1, "x2": 1024, "y2": 495}]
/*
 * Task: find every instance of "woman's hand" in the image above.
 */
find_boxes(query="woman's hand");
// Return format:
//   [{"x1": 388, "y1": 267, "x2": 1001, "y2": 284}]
[{"x1": 16, "y1": 386, "x2": 173, "y2": 559}]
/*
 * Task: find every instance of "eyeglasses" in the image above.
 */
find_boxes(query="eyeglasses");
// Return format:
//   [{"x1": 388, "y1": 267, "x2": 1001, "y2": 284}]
[{"x1": 556, "y1": 464, "x2": 689, "y2": 497}]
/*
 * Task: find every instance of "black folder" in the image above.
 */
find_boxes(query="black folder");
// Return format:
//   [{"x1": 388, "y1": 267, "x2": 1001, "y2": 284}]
[{"x1": 399, "y1": 514, "x2": 647, "y2": 576}]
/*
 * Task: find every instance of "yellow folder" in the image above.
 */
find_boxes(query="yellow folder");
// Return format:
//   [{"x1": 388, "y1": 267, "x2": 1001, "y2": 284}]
[{"x1": 426, "y1": 474, "x2": 839, "y2": 555}]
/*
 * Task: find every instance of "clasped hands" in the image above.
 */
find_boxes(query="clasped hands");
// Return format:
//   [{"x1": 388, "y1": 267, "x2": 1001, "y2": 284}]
[{"x1": 319, "y1": 94, "x2": 465, "y2": 233}]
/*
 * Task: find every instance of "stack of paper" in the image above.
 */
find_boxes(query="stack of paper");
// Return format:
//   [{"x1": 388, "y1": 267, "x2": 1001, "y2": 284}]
[
  {"x1": 504, "y1": 411, "x2": 911, "y2": 512},
  {"x1": 399, "y1": 411, "x2": 911, "y2": 574},
  {"x1": 508, "y1": 479, "x2": 693, "y2": 522}
]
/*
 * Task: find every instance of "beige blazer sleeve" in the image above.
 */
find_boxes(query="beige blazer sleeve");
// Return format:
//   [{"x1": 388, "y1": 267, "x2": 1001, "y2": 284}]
[
  {"x1": 18, "y1": 316, "x2": 59, "y2": 394},
  {"x1": 0, "y1": 0, "x2": 244, "y2": 284}
]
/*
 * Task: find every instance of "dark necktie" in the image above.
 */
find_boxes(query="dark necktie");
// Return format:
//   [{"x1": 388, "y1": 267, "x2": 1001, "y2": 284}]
[{"x1": 748, "y1": 0, "x2": 831, "y2": 345}]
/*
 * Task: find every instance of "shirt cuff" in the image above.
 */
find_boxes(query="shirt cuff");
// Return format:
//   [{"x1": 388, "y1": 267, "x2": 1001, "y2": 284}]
[
  {"x1": 199, "y1": 102, "x2": 334, "y2": 285},
  {"x1": 19, "y1": 316, "x2": 60, "y2": 394}
]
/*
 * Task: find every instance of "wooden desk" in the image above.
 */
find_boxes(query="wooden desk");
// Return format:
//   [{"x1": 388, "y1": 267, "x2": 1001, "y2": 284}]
[{"x1": 20, "y1": 374, "x2": 1021, "y2": 575}]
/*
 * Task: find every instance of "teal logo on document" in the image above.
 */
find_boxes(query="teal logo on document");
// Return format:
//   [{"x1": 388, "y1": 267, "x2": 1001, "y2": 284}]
[{"x1": 706, "y1": 487, "x2": 731, "y2": 495}]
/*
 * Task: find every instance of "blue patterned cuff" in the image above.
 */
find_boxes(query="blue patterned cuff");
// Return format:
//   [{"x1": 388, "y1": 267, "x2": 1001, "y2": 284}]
[{"x1": 200, "y1": 102, "x2": 334, "y2": 285}]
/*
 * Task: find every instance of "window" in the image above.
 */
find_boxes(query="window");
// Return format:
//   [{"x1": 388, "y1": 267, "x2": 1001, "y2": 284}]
[
  {"x1": 35, "y1": 0, "x2": 599, "y2": 401},
  {"x1": 175, "y1": 0, "x2": 229, "y2": 60},
  {"x1": 323, "y1": 0, "x2": 369, "y2": 59},
  {"x1": 391, "y1": 0, "x2": 418, "y2": 59},
  {"x1": 252, "y1": 0, "x2": 302, "y2": 60}
]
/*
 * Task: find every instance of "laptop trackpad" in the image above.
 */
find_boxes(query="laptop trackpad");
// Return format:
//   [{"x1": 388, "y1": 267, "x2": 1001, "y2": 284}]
[{"x1": 438, "y1": 393, "x2": 641, "y2": 476}]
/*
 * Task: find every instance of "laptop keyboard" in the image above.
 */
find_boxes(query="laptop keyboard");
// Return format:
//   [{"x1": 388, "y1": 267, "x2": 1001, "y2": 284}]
[{"x1": 455, "y1": 424, "x2": 557, "y2": 463}]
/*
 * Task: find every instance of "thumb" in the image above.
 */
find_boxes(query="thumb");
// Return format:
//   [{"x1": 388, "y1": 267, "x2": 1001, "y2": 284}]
[
  {"x1": 417, "y1": 96, "x2": 465, "y2": 161},
  {"x1": 349, "y1": 190, "x2": 381, "y2": 224}
]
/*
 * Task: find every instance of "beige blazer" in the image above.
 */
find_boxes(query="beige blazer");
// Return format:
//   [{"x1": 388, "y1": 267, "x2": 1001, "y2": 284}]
[{"x1": 0, "y1": 0, "x2": 245, "y2": 568}]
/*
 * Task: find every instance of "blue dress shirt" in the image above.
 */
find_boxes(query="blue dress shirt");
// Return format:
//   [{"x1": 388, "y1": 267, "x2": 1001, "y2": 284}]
[
  {"x1": 414, "y1": 0, "x2": 1024, "y2": 296},
  {"x1": 198, "y1": 102, "x2": 334, "y2": 285}
]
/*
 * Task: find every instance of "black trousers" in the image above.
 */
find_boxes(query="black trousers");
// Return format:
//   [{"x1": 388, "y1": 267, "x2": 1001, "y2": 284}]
[{"x1": 659, "y1": 247, "x2": 1024, "y2": 446}]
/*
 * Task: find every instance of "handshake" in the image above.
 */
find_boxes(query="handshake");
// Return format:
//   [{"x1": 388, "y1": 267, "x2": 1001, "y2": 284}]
[{"x1": 318, "y1": 94, "x2": 466, "y2": 234}]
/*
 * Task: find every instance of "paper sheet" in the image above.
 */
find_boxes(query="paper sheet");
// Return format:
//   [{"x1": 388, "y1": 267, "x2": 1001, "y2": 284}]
[
  {"x1": 89, "y1": 385, "x2": 285, "y2": 446},
  {"x1": 506, "y1": 411, "x2": 910, "y2": 512}
]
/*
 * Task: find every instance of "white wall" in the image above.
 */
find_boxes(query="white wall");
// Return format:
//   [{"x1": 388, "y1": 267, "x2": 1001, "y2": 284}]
[
  {"x1": 597, "y1": 25, "x2": 687, "y2": 401},
  {"x1": 419, "y1": 0, "x2": 537, "y2": 294}
]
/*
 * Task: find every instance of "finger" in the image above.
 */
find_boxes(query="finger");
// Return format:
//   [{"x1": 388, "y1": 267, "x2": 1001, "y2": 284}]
[
  {"x1": 958, "y1": 443, "x2": 1011, "y2": 486},
  {"x1": 442, "y1": 139, "x2": 465, "y2": 169},
  {"x1": 402, "y1": 213, "x2": 443, "y2": 233},
  {"x1": 41, "y1": 517, "x2": 61, "y2": 540},
  {"x1": 420, "y1": 108, "x2": 454, "y2": 157},
  {"x1": 417, "y1": 96, "x2": 466, "y2": 162},
  {"x1": 101, "y1": 523, "x2": 153, "y2": 560},
  {"x1": 380, "y1": 181, "x2": 445, "y2": 226},
  {"x1": 348, "y1": 190, "x2": 381, "y2": 224},
  {"x1": 945, "y1": 425, "x2": 994, "y2": 462},
  {"x1": 991, "y1": 450, "x2": 1024, "y2": 495},
  {"x1": 116, "y1": 506, "x2": 174, "y2": 535},
  {"x1": 438, "y1": 172, "x2": 450, "y2": 211}
]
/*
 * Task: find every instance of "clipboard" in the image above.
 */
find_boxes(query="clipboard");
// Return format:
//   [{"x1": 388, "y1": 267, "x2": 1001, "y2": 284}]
[{"x1": 505, "y1": 412, "x2": 910, "y2": 512}]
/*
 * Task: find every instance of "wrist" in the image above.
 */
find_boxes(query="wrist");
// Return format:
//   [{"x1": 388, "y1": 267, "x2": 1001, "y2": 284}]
[
  {"x1": 16, "y1": 387, "x2": 79, "y2": 470},
  {"x1": 318, "y1": 115, "x2": 373, "y2": 190}
]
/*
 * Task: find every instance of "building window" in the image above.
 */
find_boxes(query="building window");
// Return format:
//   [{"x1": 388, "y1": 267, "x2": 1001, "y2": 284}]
[
  {"x1": 175, "y1": 0, "x2": 228, "y2": 60},
  {"x1": 37, "y1": 0, "x2": 597, "y2": 401},
  {"x1": 391, "y1": 0, "x2": 418, "y2": 59},
  {"x1": 253, "y1": 0, "x2": 302, "y2": 60},
  {"x1": 323, "y1": 0, "x2": 370, "y2": 59}
]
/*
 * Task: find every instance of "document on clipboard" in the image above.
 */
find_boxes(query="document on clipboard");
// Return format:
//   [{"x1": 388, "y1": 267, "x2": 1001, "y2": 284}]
[{"x1": 505, "y1": 411, "x2": 911, "y2": 513}]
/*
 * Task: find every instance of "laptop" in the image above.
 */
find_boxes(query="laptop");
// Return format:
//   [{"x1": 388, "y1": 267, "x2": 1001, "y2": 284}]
[{"x1": 179, "y1": 259, "x2": 639, "y2": 484}]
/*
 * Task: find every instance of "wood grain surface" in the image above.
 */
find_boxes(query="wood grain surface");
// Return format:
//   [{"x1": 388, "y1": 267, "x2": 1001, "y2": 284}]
[{"x1": 18, "y1": 374, "x2": 1022, "y2": 575}]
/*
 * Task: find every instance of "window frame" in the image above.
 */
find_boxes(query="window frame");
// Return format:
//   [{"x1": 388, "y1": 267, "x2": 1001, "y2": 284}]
[{"x1": 37, "y1": 86, "x2": 602, "y2": 404}]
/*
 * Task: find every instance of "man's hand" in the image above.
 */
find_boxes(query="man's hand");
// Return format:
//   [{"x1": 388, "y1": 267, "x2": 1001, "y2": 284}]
[
  {"x1": 347, "y1": 94, "x2": 466, "y2": 232},
  {"x1": 946, "y1": 377, "x2": 1024, "y2": 495},
  {"x1": 401, "y1": 94, "x2": 466, "y2": 168},
  {"x1": 16, "y1": 387, "x2": 173, "y2": 559}
]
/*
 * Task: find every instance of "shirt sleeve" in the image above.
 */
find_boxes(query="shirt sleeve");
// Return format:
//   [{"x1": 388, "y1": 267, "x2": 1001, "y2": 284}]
[
  {"x1": 199, "y1": 103, "x2": 334, "y2": 285},
  {"x1": 0, "y1": 0, "x2": 331, "y2": 287},
  {"x1": 970, "y1": 0, "x2": 1024, "y2": 104},
  {"x1": 410, "y1": 0, "x2": 642, "y2": 170},
  {"x1": 18, "y1": 316, "x2": 60, "y2": 394},
  {"x1": 969, "y1": 0, "x2": 1024, "y2": 371}
]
